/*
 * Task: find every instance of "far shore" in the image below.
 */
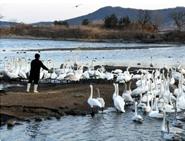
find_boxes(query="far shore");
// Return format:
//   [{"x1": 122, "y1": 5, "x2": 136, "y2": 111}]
[{"x1": 1, "y1": 35, "x2": 185, "y2": 45}]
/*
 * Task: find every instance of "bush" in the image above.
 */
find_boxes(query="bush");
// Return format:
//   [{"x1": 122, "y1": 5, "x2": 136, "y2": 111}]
[{"x1": 104, "y1": 14, "x2": 118, "y2": 28}]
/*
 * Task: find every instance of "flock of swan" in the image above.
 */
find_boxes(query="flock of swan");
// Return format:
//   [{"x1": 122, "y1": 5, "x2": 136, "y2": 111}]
[
  {"x1": 1, "y1": 57, "x2": 114, "y2": 81},
  {"x1": 1, "y1": 57, "x2": 185, "y2": 140},
  {"x1": 87, "y1": 67, "x2": 185, "y2": 140}
]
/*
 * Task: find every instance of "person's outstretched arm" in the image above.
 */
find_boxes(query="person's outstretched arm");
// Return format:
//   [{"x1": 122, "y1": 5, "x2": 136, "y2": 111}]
[{"x1": 40, "y1": 61, "x2": 49, "y2": 70}]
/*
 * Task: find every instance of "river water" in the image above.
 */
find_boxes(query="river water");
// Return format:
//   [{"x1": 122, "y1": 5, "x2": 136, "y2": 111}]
[
  {"x1": 1, "y1": 108, "x2": 181, "y2": 141},
  {"x1": 0, "y1": 38, "x2": 185, "y2": 71}
]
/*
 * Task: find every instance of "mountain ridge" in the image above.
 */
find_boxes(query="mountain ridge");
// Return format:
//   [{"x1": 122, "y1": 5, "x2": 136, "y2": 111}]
[{"x1": 1, "y1": 6, "x2": 185, "y2": 28}]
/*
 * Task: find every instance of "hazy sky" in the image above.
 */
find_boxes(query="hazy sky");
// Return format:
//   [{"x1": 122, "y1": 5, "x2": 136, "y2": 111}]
[{"x1": 0, "y1": 0, "x2": 185, "y2": 23}]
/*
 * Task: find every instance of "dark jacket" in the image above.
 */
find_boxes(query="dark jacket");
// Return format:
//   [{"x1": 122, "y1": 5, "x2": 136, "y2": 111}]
[{"x1": 30, "y1": 59, "x2": 49, "y2": 79}]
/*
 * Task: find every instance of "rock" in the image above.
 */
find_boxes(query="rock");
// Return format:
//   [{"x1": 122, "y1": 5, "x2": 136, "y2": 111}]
[
  {"x1": 24, "y1": 119, "x2": 31, "y2": 123},
  {"x1": 65, "y1": 109, "x2": 78, "y2": 116},
  {"x1": 55, "y1": 115, "x2": 61, "y2": 120},
  {"x1": 7, "y1": 119, "x2": 17, "y2": 128},
  {"x1": 46, "y1": 117, "x2": 52, "y2": 120},
  {"x1": 58, "y1": 110, "x2": 65, "y2": 116},
  {"x1": 79, "y1": 111, "x2": 87, "y2": 116},
  {"x1": 34, "y1": 117, "x2": 42, "y2": 122}
]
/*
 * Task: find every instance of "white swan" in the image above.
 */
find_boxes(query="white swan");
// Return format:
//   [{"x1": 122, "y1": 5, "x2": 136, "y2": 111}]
[
  {"x1": 112, "y1": 83, "x2": 117, "y2": 100},
  {"x1": 122, "y1": 82, "x2": 133, "y2": 103},
  {"x1": 172, "y1": 102, "x2": 183, "y2": 128},
  {"x1": 162, "y1": 120, "x2": 182, "y2": 141},
  {"x1": 64, "y1": 67, "x2": 83, "y2": 81},
  {"x1": 144, "y1": 92, "x2": 151, "y2": 113},
  {"x1": 113, "y1": 84, "x2": 125, "y2": 113},
  {"x1": 87, "y1": 85, "x2": 102, "y2": 117},
  {"x1": 149, "y1": 98, "x2": 163, "y2": 118},
  {"x1": 132, "y1": 102, "x2": 143, "y2": 123},
  {"x1": 96, "y1": 88, "x2": 105, "y2": 111},
  {"x1": 161, "y1": 111, "x2": 184, "y2": 134}
]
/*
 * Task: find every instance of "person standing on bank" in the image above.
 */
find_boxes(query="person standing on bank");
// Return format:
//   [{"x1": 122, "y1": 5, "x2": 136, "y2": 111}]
[{"x1": 26, "y1": 53, "x2": 49, "y2": 93}]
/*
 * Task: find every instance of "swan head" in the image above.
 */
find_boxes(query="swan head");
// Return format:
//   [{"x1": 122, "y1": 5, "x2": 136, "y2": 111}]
[
  {"x1": 89, "y1": 84, "x2": 93, "y2": 88},
  {"x1": 135, "y1": 102, "x2": 138, "y2": 105}
]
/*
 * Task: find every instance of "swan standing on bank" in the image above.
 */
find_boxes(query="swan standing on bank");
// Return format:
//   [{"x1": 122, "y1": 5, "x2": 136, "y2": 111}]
[
  {"x1": 87, "y1": 85, "x2": 102, "y2": 117},
  {"x1": 96, "y1": 88, "x2": 105, "y2": 112},
  {"x1": 122, "y1": 82, "x2": 134, "y2": 103}
]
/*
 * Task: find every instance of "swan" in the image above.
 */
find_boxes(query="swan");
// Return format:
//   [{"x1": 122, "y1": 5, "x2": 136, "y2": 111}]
[
  {"x1": 176, "y1": 76, "x2": 185, "y2": 110},
  {"x1": 132, "y1": 74, "x2": 141, "y2": 80},
  {"x1": 96, "y1": 88, "x2": 105, "y2": 112},
  {"x1": 123, "y1": 68, "x2": 133, "y2": 82},
  {"x1": 113, "y1": 84, "x2": 125, "y2": 113},
  {"x1": 132, "y1": 102, "x2": 143, "y2": 123},
  {"x1": 112, "y1": 83, "x2": 117, "y2": 100},
  {"x1": 82, "y1": 70, "x2": 90, "y2": 79},
  {"x1": 132, "y1": 77, "x2": 148, "y2": 97},
  {"x1": 149, "y1": 98, "x2": 163, "y2": 118},
  {"x1": 64, "y1": 67, "x2": 83, "y2": 81},
  {"x1": 172, "y1": 102, "x2": 183, "y2": 128},
  {"x1": 122, "y1": 82, "x2": 134, "y2": 103},
  {"x1": 161, "y1": 111, "x2": 184, "y2": 134},
  {"x1": 105, "y1": 72, "x2": 114, "y2": 80},
  {"x1": 87, "y1": 85, "x2": 102, "y2": 117},
  {"x1": 4, "y1": 60, "x2": 20, "y2": 79},
  {"x1": 144, "y1": 92, "x2": 151, "y2": 113},
  {"x1": 112, "y1": 69, "x2": 122, "y2": 74},
  {"x1": 137, "y1": 93, "x2": 146, "y2": 109},
  {"x1": 162, "y1": 120, "x2": 182, "y2": 141}
]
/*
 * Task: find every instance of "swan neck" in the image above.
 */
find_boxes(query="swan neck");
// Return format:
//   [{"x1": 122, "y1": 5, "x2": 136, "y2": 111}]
[
  {"x1": 135, "y1": 103, "x2": 138, "y2": 115},
  {"x1": 90, "y1": 86, "x2": 93, "y2": 98},
  {"x1": 117, "y1": 84, "x2": 119, "y2": 96}
]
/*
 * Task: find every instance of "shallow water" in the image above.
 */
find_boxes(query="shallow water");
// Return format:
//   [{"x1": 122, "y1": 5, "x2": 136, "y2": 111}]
[
  {"x1": 0, "y1": 108, "x2": 162, "y2": 141},
  {"x1": 0, "y1": 108, "x2": 184, "y2": 141},
  {"x1": 0, "y1": 39, "x2": 185, "y2": 70}
]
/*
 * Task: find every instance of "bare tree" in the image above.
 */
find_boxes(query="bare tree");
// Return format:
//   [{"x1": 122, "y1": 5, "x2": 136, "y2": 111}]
[
  {"x1": 138, "y1": 10, "x2": 151, "y2": 31},
  {"x1": 152, "y1": 12, "x2": 163, "y2": 31},
  {"x1": 171, "y1": 12, "x2": 185, "y2": 31}
]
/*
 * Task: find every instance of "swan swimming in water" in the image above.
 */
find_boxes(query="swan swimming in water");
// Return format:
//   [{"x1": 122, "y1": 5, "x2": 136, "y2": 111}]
[
  {"x1": 149, "y1": 98, "x2": 163, "y2": 119},
  {"x1": 132, "y1": 102, "x2": 143, "y2": 123},
  {"x1": 161, "y1": 111, "x2": 184, "y2": 135},
  {"x1": 113, "y1": 84, "x2": 125, "y2": 113}
]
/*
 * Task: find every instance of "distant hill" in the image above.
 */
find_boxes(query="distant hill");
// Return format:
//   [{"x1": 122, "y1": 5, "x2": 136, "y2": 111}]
[
  {"x1": 1, "y1": 6, "x2": 185, "y2": 29},
  {"x1": 0, "y1": 21, "x2": 17, "y2": 28},
  {"x1": 65, "y1": 6, "x2": 185, "y2": 29}
]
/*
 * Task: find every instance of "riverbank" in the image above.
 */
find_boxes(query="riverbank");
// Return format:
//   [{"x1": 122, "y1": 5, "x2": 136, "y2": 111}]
[
  {"x1": 1, "y1": 65, "x2": 146, "y2": 126},
  {"x1": 1, "y1": 27, "x2": 185, "y2": 44},
  {"x1": 1, "y1": 34, "x2": 185, "y2": 45},
  {"x1": 0, "y1": 81, "x2": 128, "y2": 126}
]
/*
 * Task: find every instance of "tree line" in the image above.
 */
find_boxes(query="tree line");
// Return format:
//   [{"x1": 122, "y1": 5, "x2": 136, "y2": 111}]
[{"x1": 51, "y1": 10, "x2": 185, "y2": 32}]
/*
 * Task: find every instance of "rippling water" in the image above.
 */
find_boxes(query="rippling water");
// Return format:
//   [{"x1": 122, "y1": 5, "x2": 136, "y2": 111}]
[
  {"x1": 1, "y1": 108, "x2": 184, "y2": 141},
  {"x1": 0, "y1": 39, "x2": 185, "y2": 71}
]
